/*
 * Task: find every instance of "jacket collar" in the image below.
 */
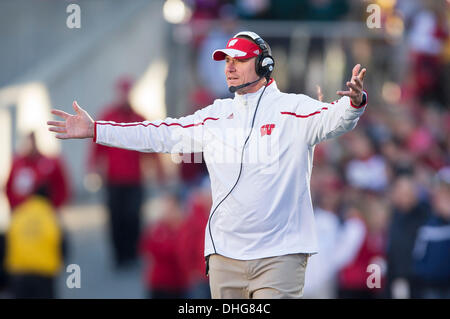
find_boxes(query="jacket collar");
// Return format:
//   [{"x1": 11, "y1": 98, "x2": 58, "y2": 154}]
[{"x1": 233, "y1": 78, "x2": 278, "y2": 106}]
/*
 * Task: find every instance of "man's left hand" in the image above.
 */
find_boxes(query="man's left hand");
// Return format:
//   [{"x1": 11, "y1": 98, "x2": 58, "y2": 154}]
[{"x1": 337, "y1": 64, "x2": 366, "y2": 106}]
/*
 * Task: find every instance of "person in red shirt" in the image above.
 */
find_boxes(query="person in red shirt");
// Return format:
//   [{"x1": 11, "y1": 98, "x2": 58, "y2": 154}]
[
  {"x1": 6, "y1": 132, "x2": 70, "y2": 211},
  {"x1": 337, "y1": 196, "x2": 388, "y2": 299},
  {"x1": 139, "y1": 193, "x2": 188, "y2": 299},
  {"x1": 88, "y1": 77, "x2": 163, "y2": 269}
]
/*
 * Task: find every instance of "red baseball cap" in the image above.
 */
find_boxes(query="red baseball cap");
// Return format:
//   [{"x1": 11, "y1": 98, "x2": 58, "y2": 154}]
[{"x1": 212, "y1": 37, "x2": 261, "y2": 61}]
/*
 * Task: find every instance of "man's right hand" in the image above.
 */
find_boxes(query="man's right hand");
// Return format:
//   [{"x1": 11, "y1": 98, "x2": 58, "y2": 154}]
[{"x1": 47, "y1": 101, "x2": 95, "y2": 139}]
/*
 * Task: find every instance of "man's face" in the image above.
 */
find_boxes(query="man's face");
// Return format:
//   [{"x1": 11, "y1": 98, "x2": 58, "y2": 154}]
[{"x1": 224, "y1": 56, "x2": 258, "y2": 92}]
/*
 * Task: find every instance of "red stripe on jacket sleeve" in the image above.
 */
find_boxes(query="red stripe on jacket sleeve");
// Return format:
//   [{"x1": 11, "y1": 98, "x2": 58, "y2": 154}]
[
  {"x1": 93, "y1": 121, "x2": 97, "y2": 142},
  {"x1": 280, "y1": 107, "x2": 328, "y2": 118},
  {"x1": 96, "y1": 117, "x2": 219, "y2": 129}
]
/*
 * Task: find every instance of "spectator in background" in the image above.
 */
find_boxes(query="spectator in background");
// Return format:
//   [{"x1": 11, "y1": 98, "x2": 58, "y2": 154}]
[
  {"x1": 412, "y1": 167, "x2": 450, "y2": 299},
  {"x1": 337, "y1": 196, "x2": 388, "y2": 299},
  {"x1": 178, "y1": 177, "x2": 212, "y2": 299},
  {"x1": 88, "y1": 77, "x2": 164, "y2": 269},
  {"x1": 385, "y1": 176, "x2": 430, "y2": 298},
  {"x1": 6, "y1": 132, "x2": 70, "y2": 211},
  {"x1": 5, "y1": 184, "x2": 64, "y2": 298},
  {"x1": 4, "y1": 132, "x2": 70, "y2": 298},
  {"x1": 139, "y1": 193, "x2": 188, "y2": 299},
  {"x1": 344, "y1": 131, "x2": 389, "y2": 193},
  {"x1": 405, "y1": 0, "x2": 448, "y2": 105}
]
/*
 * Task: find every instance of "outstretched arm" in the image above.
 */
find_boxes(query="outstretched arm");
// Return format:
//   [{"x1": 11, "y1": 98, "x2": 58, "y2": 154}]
[
  {"x1": 48, "y1": 100, "x2": 216, "y2": 154},
  {"x1": 47, "y1": 101, "x2": 95, "y2": 139}
]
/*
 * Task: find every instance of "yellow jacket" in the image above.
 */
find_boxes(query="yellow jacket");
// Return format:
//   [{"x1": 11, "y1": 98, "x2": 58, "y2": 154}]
[{"x1": 5, "y1": 195, "x2": 62, "y2": 276}]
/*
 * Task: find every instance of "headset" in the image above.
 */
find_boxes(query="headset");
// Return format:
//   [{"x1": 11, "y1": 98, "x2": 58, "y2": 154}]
[
  {"x1": 206, "y1": 32, "x2": 275, "y2": 273},
  {"x1": 228, "y1": 31, "x2": 275, "y2": 93},
  {"x1": 234, "y1": 31, "x2": 275, "y2": 79}
]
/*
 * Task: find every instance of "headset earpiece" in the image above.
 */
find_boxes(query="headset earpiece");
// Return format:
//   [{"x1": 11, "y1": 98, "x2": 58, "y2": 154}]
[
  {"x1": 233, "y1": 31, "x2": 275, "y2": 80},
  {"x1": 256, "y1": 55, "x2": 274, "y2": 79}
]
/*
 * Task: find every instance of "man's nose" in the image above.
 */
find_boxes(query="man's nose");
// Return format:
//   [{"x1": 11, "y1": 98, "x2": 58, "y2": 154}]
[{"x1": 226, "y1": 61, "x2": 236, "y2": 72}]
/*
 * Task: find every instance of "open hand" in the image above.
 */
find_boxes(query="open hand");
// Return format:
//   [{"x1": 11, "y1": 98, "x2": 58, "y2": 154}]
[
  {"x1": 337, "y1": 64, "x2": 366, "y2": 106},
  {"x1": 47, "y1": 101, "x2": 95, "y2": 139}
]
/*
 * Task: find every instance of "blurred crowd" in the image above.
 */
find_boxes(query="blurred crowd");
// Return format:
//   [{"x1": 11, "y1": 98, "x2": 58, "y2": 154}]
[{"x1": 0, "y1": 0, "x2": 449, "y2": 299}]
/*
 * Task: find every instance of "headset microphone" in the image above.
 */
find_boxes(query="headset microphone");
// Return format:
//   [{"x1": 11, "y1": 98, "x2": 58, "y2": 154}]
[
  {"x1": 228, "y1": 64, "x2": 273, "y2": 93},
  {"x1": 228, "y1": 75, "x2": 264, "y2": 94}
]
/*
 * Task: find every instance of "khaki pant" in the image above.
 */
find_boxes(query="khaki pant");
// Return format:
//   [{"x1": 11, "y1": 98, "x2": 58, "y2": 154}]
[{"x1": 208, "y1": 253, "x2": 309, "y2": 299}]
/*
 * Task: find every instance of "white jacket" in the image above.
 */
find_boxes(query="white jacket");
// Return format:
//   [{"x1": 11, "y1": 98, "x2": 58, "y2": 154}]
[{"x1": 94, "y1": 80, "x2": 367, "y2": 260}]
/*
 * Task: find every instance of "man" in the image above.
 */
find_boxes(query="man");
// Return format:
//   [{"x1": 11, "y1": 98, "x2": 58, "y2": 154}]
[
  {"x1": 47, "y1": 31, "x2": 367, "y2": 299},
  {"x1": 386, "y1": 176, "x2": 429, "y2": 298}
]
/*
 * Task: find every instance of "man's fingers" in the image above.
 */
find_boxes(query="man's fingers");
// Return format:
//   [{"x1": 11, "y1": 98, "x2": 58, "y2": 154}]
[
  {"x1": 55, "y1": 133, "x2": 70, "y2": 139},
  {"x1": 73, "y1": 101, "x2": 82, "y2": 115},
  {"x1": 346, "y1": 81, "x2": 361, "y2": 93},
  {"x1": 354, "y1": 76, "x2": 363, "y2": 88},
  {"x1": 338, "y1": 65, "x2": 365, "y2": 99},
  {"x1": 337, "y1": 90, "x2": 359, "y2": 99},
  {"x1": 358, "y1": 68, "x2": 366, "y2": 81},
  {"x1": 51, "y1": 109, "x2": 71, "y2": 119},
  {"x1": 352, "y1": 64, "x2": 361, "y2": 77},
  {"x1": 47, "y1": 120, "x2": 65, "y2": 127},
  {"x1": 337, "y1": 90, "x2": 351, "y2": 96},
  {"x1": 49, "y1": 126, "x2": 67, "y2": 133}
]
